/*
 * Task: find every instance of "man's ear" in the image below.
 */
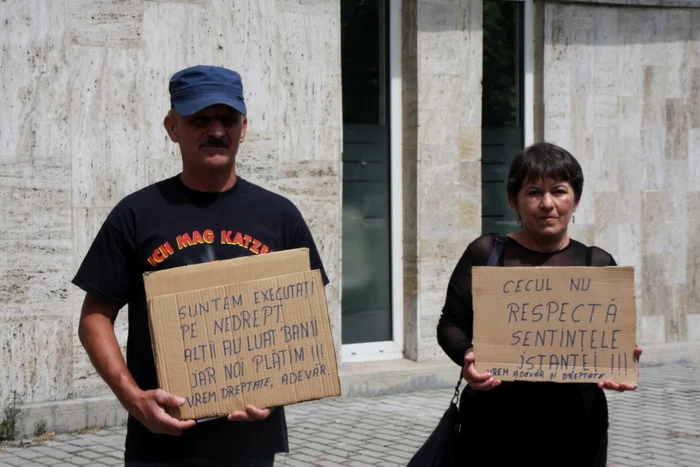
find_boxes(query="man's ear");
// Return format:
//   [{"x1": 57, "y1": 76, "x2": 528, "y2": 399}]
[
  {"x1": 239, "y1": 116, "x2": 248, "y2": 143},
  {"x1": 164, "y1": 111, "x2": 179, "y2": 143}
]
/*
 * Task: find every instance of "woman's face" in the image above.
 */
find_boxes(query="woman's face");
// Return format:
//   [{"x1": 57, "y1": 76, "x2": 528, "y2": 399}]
[{"x1": 509, "y1": 177, "x2": 579, "y2": 239}]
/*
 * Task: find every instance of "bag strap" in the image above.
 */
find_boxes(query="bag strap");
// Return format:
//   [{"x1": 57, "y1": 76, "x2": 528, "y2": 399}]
[
  {"x1": 451, "y1": 376, "x2": 462, "y2": 404},
  {"x1": 486, "y1": 234, "x2": 508, "y2": 267},
  {"x1": 454, "y1": 234, "x2": 510, "y2": 402}
]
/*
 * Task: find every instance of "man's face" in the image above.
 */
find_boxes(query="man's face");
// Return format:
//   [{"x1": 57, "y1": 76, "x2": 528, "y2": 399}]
[{"x1": 164, "y1": 104, "x2": 247, "y2": 172}]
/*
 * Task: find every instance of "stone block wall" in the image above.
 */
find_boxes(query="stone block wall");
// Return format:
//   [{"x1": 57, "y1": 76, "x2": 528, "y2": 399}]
[
  {"x1": 0, "y1": 0, "x2": 342, "y2": 406},
  {"x1": 402, "y1": 0, "x2": 483, "y2": 362},
  {"x1": 543, "y1": 2, "x2": 700, "y2": 346}
]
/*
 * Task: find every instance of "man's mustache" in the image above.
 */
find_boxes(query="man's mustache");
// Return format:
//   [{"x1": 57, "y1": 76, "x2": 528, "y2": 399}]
[{"x1": 200, "y1": 137, "x2": 230, "y2": 147}]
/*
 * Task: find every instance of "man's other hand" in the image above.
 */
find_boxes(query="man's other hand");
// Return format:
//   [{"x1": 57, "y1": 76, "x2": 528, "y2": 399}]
[{"x1": 125, "y1": 388, "x2": 196, "y2": 436}]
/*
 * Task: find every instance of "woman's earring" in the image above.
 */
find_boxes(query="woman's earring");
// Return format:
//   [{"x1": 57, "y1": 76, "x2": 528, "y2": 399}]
[
  {"x1": 572, "y1": 215, "x2": 576, "y2": 224},
  {"x1": 517, "y1": 214, "x2": 522, "y2": 226}
]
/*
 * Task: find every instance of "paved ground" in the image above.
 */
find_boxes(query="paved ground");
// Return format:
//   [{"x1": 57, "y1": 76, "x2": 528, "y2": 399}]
[{"x1": 0, "y1": 362, "x2": 698, "y2": 466}]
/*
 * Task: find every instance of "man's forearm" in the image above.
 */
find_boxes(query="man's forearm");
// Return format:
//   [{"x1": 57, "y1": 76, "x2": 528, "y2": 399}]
[{"x1": 79, "y1": 313, "x2": 140, "y2": 407}]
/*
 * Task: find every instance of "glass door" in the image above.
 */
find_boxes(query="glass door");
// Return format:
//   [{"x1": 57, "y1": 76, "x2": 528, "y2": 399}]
[
  {"x1": 481, "y1": 0, "x2": 534, "y2": 234},
  {"x1": 340, "y1": 0, "x2": 402, "y2": 361}
]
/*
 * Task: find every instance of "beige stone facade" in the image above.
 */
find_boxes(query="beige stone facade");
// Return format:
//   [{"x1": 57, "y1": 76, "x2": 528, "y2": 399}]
[
  {"x1": 542, "y1": 2, "x2": 700, "y2": 345},
  {"x1": 0, "y1": 0, "x2": 698, "y2": 433},
  {"x1": 0, "y1": 0, "x2": 343, "y2": 411},
  {"x1": 401, "y1": 0, "x2": 484, "y2": 362}
]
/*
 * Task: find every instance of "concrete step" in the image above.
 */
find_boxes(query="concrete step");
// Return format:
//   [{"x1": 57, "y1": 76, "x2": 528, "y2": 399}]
[{"x1": 339, "y1": 357, "x2": 460, "y2": 398}]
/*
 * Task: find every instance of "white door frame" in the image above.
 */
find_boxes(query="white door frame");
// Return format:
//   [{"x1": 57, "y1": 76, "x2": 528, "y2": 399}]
[
  {"x1": 523, "y1": 0, "x2": 535, "y2": 146},
  {"x1": 497, "y1": 0, "x2": 535, "y2": 146},
  {"x1": 342, "y1": 0, "x2": 404, "y2": 363}
]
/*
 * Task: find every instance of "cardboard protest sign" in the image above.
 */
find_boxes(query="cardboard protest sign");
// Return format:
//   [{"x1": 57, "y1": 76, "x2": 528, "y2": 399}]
[
  {"x1": 472, "y1": 266, "x2": 637, "y2": 384},
  {"x1": 143, "y1": 249, "x2": 341, "y2": 420}
]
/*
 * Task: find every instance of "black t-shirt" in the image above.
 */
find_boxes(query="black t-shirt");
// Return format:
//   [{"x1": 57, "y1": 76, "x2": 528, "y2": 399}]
[
  {"x1": 72, "y1": 175, "x2": 329, "y2": 462},
  {"x1": 437, "y1": 233, "x2": 616, "y2": 465}
]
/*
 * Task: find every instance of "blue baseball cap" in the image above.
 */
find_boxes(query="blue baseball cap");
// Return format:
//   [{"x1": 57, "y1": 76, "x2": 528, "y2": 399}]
[{"x1": 168, "y1": 65, "x2": 247, "y2": 116}]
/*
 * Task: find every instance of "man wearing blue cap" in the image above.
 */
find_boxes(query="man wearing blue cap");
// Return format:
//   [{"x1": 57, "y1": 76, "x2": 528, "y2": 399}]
[{"x1": 72, "y1": 65, "x2": 328, "y2": 466}]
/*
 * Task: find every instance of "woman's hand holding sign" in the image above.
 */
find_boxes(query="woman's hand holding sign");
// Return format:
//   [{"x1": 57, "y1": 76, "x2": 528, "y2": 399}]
[
  {"x1": 598, "y1": 347, "x2": 642, "y2": 392},
  {"x1": 463, "y1": 348, "x2": 501, "y2": 390}
]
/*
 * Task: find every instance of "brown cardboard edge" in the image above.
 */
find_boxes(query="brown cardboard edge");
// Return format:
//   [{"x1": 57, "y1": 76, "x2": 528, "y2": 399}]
[{"x1": 142, "y1": 248, "x2": 311, "y2": 299}]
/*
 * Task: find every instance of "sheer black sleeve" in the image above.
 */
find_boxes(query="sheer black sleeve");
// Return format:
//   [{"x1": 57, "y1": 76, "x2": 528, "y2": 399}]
[
  {"x1": 437, "y1": 243, "x2": 479, "y2": 366},
  {"x1": 589, "y1": 245, "x2": 617, "y2": 267}
]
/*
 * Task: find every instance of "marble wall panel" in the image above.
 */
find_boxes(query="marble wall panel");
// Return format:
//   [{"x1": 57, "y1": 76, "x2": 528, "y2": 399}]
[
  {"x1": 690, "y1": 68, "x2": 700, "y2": 130},
  {"x1": 641, "y1": 191, "x2": 666, "y2": 255},
  {"x1": 640, "y1": 128, "x2": 666, "y2": 191},
  {"x1": 141, "y1": 0, "x2": 281, "y2": 160},
  {"x1": 591, "y1": 128, "x2": 620, "y2": 192},
  {"x1": 617, "y1": 161, "x2": 642, "y2": 224},
  {"x1": 545, "y1": 4, "x2": 700, "y2": 346},
  {"x1": 0, "y1": 316, "x2": 72, "y2": 404},
  {"x1": 275, "y1": 9, "x2": 342, "y2": 162},
  {"x1": 616, "y1": 223, "x2": 642, "y2": 279},
  {"x1": 145, "y1": 0, "x2": 209, "y2": 3},
  {"x1": 276, "y1": 161, "x2": 341, "y2": 234},
  {"x1": 235, "y1": 143, "x2": 282, "y2": 191},
  {"x1": 640, "y1": 315, "x2": 666, "y2": 344},
  {"x1": 420, "y1": 310, "x2": 443, "y2": 340},
  {"x1": 0, "y1": 0, "x2": 70, "y2": 163},
  {"x1": 69, "y1": 0, "x2": 144, "y2": 48},
  {"x1": 459, "y1": 127, "x2": 481, "y2": 162},
  {"x1": 689, "y1": 192, "x2": 700, "y2": 229},
  {"x1": 417, "y1": 3, "x2": 464, "y2": 75},
  {"x1": 642, "y1": 66, "x2": 667, "y2": 129},
  {"x1": 664, "y1": 161, "x2": 688, "y2": 223},
  {"x1": 665, "y1": 99, "x2": 688, "y2": 160},
  {"x1": 0, "y1": 162, "x2": 71, "y2": 240},
  {"x1": 0, "y1": 240, "x2": 72, "y2": 306},
  {"x1": 276, "y1": 0, "x2": 338, "y2": 15},
  {"x1": 687, "y1": 314, "x2": 700, "y2": 341},
  {"x1": 618, "y1": 96, "x2": 643, "y2": 160},
  {"x1": 461, "y1": 3, "x2": 482, "y2": 130},
  {"x1": 417, "y1": 239, "x2": 470, "y2": 292},
  {"x1": 690, "y1": 130, "x2": 700, "y2": 191},
  {"x1": 401, "y1": 0, "x2": 482, "y2": 361},
  {"x1": 418, "y1": 341, "x2": 450, "y2": 361},
  {"x1": 70, "y1": 46, "x2": 147, "y2": 208},
  {"x1": 145, "y1": 157, "x2": 182, "y2": 187},
  {"x1": 418, "y1": 162, "x2": 461, "y2": 240}
]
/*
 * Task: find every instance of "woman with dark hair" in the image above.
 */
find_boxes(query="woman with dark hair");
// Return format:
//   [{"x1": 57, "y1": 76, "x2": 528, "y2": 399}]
[{"x1": 437, "y1": 142, "x2": 642, "y2": 466}]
